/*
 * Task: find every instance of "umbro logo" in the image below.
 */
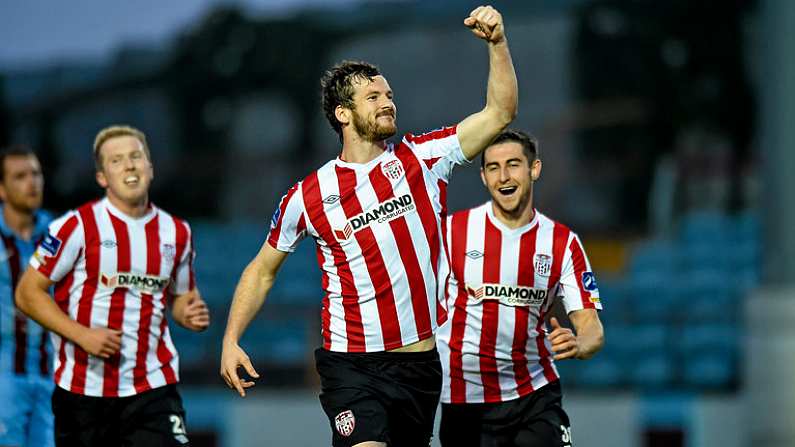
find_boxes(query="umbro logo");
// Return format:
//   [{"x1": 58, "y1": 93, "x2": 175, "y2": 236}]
[
  {"x1": 100, "y1": 240, "x2": 117, "y2": 248},
  {"x1": 323, "y1": 195, "x2": 340, "y2": 204},
  {"x1": 466, "y1": 250, "x2": 484, "y2": 260}
]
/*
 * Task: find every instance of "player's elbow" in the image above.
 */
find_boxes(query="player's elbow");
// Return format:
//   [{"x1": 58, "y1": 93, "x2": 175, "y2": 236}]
[{"x1": 14, "y1": 276, "x2": 33, "y2": 316}]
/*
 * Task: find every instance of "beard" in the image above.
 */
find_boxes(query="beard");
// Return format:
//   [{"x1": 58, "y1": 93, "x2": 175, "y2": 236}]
[{"x1": 352, "y1": 110, "x2": 397, "y2": 142}]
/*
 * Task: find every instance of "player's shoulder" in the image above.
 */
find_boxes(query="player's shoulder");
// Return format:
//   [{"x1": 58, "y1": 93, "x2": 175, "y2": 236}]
[
  {"x1": 152, "y1": 205, "x2": 193, "y2": 231},
  {"x1": 535, "y1": 210, "x2": 577, "y2": 237},
  {"x1": 449, "y1": 202, "x2": 490, "y2": 222},
  {"x1": 401, "y1": 125, "x2": 457, "y2": 145}
]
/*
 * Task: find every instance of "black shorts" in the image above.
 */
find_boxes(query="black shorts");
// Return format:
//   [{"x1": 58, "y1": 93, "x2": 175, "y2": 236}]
[
  {"x1": 439, "y1": 380, "x2": 572, "y2": 447},
  {"x1": 52, "y1": 384, "x2": 190, "y2": 447},
  {"x1": 315, "y1": 347, "x2": 442, "y2": 447}
]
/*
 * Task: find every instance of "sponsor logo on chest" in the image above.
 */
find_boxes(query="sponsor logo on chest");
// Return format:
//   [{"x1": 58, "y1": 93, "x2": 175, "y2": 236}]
[
  {"x1": 466, "y1": 283, "x2": 548, "y2": 307},
  {"x1": 334, "y1": 193, "x2": 416, "y2": 241},
  {"x1": 101, "y1": 272, "x2": 170, "y2": 293}
]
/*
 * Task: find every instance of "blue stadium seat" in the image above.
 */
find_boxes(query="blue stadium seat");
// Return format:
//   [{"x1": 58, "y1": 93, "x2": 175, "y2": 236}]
[
  {"x1": 683, "y1": 354, "x2": 735, "y2": 388},
  {"x1": 241, "y1": 317, "x2": 311, "y2": 365}
]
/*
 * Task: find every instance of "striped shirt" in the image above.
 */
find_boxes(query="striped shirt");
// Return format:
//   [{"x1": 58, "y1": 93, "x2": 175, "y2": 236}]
[
  {"x1": 437, "y1": 203, "x2": 603, "y2": 404},
  {"x1": 0, "y1": 208, "x2": 53, "y2": 376},
  {"x1": 267, "y1": 126, "x2": 468, "y2": 352},
  {"x1": 30, "y1": 198, "x2": 195, "y2": 397}
]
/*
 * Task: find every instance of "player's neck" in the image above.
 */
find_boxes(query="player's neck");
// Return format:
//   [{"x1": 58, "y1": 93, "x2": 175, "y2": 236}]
[
  {"x1": 340, "y1": 133, "x2": 387, "y2": 164},
  {"x1": 106, "y1": 193, "x2": 150, "y2": 219},
  {"x1": 2, "y1": 204, "x2": 36, "y2": 240},
  {"x1": 491, "y1": 199, "x2": 535, "y2": 229}
]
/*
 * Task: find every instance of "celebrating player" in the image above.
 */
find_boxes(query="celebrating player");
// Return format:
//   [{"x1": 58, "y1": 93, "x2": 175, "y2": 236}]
[
  {"x1": 436, "y1": 129, "x2": 605, "y2": 446},
  {"x1": 16, "y1": 125, "x2": 209, "y2": 446},
  {"x1": 0, "y1": 146, "x2": 54, "y2": 447},
  {"x1": 220, "y1": 5, "x2": 517, "y2": 447}
]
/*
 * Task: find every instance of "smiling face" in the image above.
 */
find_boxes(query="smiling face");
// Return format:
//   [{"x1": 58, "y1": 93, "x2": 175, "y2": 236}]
[
  {"x1": 95, "y1": 134, "x2": 153, "y2": 210},
  {"x1": 343, "y1": 75, "x2": 397, "y2": 142},
  {"x1": 481, "y1": 141, "x2": 542, "y2": 220}
]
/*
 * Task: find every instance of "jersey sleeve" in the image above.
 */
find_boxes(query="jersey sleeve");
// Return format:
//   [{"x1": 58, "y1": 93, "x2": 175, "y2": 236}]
[
  {"x1": 266, "y1": 182, "x2": 308, "y2": 253},
  {"x1": 170, "y1": 220, "x2": 195, "y2": 296},
  {"x1": 557, "y1": 232, "x2": 603, "y2": 313},
  {"x1": 402, "y1": 125, "x2": 469, "y2": 183},
  {"x1": 30, "y1": 211, "x2": 84, "y2": 283}
]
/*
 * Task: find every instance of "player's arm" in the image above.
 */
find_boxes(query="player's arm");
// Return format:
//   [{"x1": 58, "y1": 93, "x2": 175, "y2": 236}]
[
  {"x1": 15, "y1": 267, "x2": 122, "y2": 358},
  {"x1": 171, "y1": 288, "x2": 210, "y2": 332},
  {"x1": 456, "y1": 5, "x2": 518, "y2": 161},
  {"x1": 220, "y1": 241, "x2": 289, "y2": 397},
  {"x1": 547, "y1": 309, "x2": 604, "y2": 361}
]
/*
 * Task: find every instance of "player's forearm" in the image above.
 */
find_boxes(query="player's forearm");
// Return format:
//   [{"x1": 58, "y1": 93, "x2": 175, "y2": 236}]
[
  {"x1": 16, "y1": 273, "x2": 89, "y2": 346},
  {"x1": 574, "y1": 319, "x2": 604, "y2": 360},
  {"x1": 222, "y1": 261, "x2": 275, "y2": 344},
  {"x1": 484, "y1": 39, "x2": 518, "y2": 128}
]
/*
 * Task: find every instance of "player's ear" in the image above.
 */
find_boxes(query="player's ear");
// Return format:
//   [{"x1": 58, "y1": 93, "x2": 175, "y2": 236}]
[
  {"x1": 480, "y1": 168, "x2": 487, "y2": 186},
  {"x1": 531, "y1": 159, "x2": 542, "y2": 182},
  {"x1": 335, "y1": 105, "x2": 350, "y2": 126},
  {"x1": 96, "y1": 170, "x2": 108, "y2": 189}
]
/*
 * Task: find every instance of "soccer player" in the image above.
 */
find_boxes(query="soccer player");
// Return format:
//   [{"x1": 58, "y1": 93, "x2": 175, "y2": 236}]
[
  {"x1": 15, "y1": 125, "x2": 210, "y2": 446},
  {"x1": 436, "y1": 129, "x2": 605, "y2": 446},
  {"x1": 0, "y1": 146, "x2": 54, "y2": 447},
  {"x1": 220, "y1": 5, "x2": 517, "y2": 447}
]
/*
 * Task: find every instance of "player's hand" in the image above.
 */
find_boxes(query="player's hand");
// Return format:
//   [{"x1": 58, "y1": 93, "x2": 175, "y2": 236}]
[
  {"x1": 77, "y1": 327, "x2": 122, "y2": 359},
  {"x1": 464, "y1": 5, "x2": 505, "y2": 44},
  {"x1": 220, "y1": 341, "x2": 260, "y2": 397},
  {"x1": 179, "y1": 296, "x2": 211, "y2": 332},
  {"x1": 547, "y1": 317, "x2": 579, "y2": 361}
]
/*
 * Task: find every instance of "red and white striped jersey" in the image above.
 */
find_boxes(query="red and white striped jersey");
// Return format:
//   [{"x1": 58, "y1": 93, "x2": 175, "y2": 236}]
[
  {"x1": 437, "y1": 203, "x2": 602, "y2": 404},
  {"x1": 267, "y1": 126, "x2": 468, "y2": 352},
  {"x1": 29, "y1": 197, "x2": 195, "y2": 397}
]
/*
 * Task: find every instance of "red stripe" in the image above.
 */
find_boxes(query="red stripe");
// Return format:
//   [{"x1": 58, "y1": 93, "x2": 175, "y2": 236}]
[
  {"x1": 569, "y1": 237, "x2": 596, "y2": 309},
  {"x1": 133, "y1": 216, "x2": 160, "y2": 393},
  {"x1": 156, "y1": 300, "x2": 177, "y2": 385},
  {"x1": 71, "y1": 204, "x2": 101, "y2": 395},
  {"x1": 512, "y1": 227, "x2": 538, "y2": 396},
  {"x1": 479, "y1": 217, "x2": 502, "y2": 402},
  {"x1": 315, "y1": 245, "x2": 332, "y2": 350},
  {"x1": 267, "y1": 183, "x2": 299, "y2": 249},
  {"x1": 37, "y1": 215, "x2": 80, "y2": 278},
  {"x1": 2, "y1": 234, "x2": 26, "y2": 374},
  {"x1": 423, "y1": 157, "x2": 441, "y2": 170},
  {"x1": 394, "y1": 145, "x2": 442, "y2": 322},
  {"x1": 447, "y1": 210, "x2": 470, "y2": 403},
  {"x1": 336, "y1": 166, "x2": 402, "y2": 350},
  {"x1": 171, "y1": 217, "x2": 191, "y2": 294},
  {"x1": 102, "y1": 212, "x2": 131, "y2": 397},
  {"x1": 436, "y1": 179, "x2": 449, "y2": 326},
  {"x1": 404, "y1": 126, "x2": 457, "y2": 145},
  {"x1": 302, "y1": 172, "x2": 364, "y2": 350},
  {"x1": 535, "y1": 223, "x2": 571, "y2": 383},
  {"x1": 369, "y1": 166, "x2": 432, "y2": 338},
  {"x1": 158, "y1": 217, "x2": 185, "y2": 385},
  {"x1": 52, "y1": 271, "x2": 74, "y2": 384}
]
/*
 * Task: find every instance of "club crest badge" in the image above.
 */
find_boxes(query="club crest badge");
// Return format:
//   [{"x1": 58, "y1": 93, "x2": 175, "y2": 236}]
[
  {"x1": 534, "y1": 253, "x2": 552, "y2": 276},
  {"x1": 334, "y1": 410, "x2": 356, "y2": 437},
  {"x1": 381, "y1": 159, "x2": 404, "y2": 181}
]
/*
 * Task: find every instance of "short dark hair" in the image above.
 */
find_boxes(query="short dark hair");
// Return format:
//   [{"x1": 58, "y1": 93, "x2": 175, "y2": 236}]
[
  {"x1": 481, "y1": 129, "x2": 539, "y2": 168},
  {"x1": 320, "y1": 60, "x2": 381, "y2": 140},
  {"x1": 0, "y1": 145, "x2": 37, "y2": 182}
]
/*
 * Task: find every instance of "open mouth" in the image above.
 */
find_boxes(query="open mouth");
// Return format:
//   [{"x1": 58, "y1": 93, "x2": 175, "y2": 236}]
[
  {"x1": 498, "y1": 186, "x2": 518, "y2": 196},
  {"x1": 124, "y1": 176, "x2": 139, "y2": 186}
]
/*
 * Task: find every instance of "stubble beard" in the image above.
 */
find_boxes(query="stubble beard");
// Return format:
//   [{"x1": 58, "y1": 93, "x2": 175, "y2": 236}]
[{"x1": 352, "y1": 110, "x2": 396, "y2": 142}]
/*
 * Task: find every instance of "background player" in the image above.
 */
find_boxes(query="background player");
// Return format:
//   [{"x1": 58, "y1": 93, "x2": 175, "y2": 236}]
[
  {"x1": 221, "y1": 5, "x2": 517, "y2": 447},
  {"x1": 436, "y1": 129, "x2": 605, "y2": 446},
  {"x1": 0, "y1": 146, "x2": 54, "y2": 447},
  {"x1": 15, "y1": 125, "x2": 210, "y2": 446}
]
